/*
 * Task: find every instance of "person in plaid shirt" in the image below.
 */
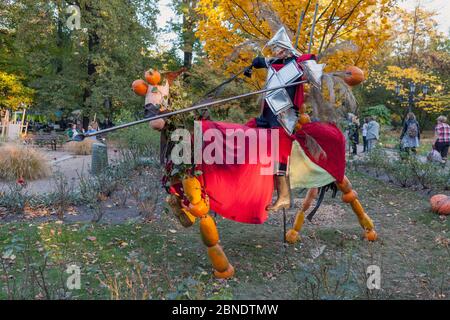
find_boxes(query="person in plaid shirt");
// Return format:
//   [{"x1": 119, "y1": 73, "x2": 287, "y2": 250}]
[{"x1": 434, "y1": 115, "x2": 450, "y2": 165}]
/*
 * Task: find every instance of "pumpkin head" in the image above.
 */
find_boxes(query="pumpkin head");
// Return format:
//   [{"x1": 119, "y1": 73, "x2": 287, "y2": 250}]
[
  {"x1": 145, "y1": 68, "x2": 161, "y2": 85},
  {"x1": 344, "y1": 66, "x2": 365, "y2": 86},
  {"x1": 430, "y1": 194, "x2": 448, "y2": 213},
  {"x1": 131, "y1": 79, "x2": 148, "y2": 96}
]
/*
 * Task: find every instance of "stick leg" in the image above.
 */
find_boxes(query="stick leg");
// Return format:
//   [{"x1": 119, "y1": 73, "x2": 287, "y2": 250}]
[
  {"x1": 336, "y1": 176, "x2": 378, "y2": 241},
  {"x1": 286, "y1": 188, "x2": 318, "y2": 244},
  {"x1": 200, "y1": 214, "x2": 234, "y2": 279}
]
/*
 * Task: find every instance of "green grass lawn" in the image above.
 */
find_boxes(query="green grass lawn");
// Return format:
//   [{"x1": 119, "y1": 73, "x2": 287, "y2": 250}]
[{"x1": 0, "y1": 171, "x2": 449, "y2": 300}]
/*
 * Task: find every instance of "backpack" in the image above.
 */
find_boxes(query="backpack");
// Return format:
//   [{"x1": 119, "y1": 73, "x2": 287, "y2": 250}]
[{"x1": 406, "y1": 121, "x2": 418, "y2": 138}]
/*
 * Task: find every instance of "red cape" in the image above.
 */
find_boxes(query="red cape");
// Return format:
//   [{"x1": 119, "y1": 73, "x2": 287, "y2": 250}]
[{"x1": 197, "y1": 120, "x2": 345, "y2": 224}]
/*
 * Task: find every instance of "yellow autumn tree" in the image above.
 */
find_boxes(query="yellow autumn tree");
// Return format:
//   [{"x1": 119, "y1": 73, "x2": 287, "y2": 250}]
[
  {"x1": 0, "y1": 71, "x2": 34, "y2": 111},
  {"x1": 196, "y1": 0, "x2": 395, "y2": 85},
  {"x1": 365, "y1": 4, "x2": 449, "y2": 116},
  {"x1": 367, "y1": 66, "x2": 448, "y2": 114}
]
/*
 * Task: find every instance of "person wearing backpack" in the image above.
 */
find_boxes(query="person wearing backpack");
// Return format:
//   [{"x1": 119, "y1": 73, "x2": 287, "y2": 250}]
[{"x1": 400, "y1": 112, "x2": 420, "y2": 155}]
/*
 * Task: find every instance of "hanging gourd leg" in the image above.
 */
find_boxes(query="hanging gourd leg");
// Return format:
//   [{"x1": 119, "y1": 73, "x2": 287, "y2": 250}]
[
  {"x1": 336, "y1": 176, "x2": 378, "y2": 241},
  {"x1": 200, "y1": 214, "x2": 234, "y2": 279},
  {"x1": 286, "y1": 188, "x2": 318, "y2": 244},
  {"x1": 181, "y1": 175, "x2": 234, "y2": 278}
]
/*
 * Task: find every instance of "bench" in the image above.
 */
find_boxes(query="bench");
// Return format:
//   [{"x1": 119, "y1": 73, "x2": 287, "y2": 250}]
[{"x1": 28, "y1": 134, "x2": 66, "y2": 151}]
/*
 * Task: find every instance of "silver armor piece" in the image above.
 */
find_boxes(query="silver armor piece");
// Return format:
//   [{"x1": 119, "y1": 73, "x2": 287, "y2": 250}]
[
  {"x1": 264, "y1": 59, "x2": 303, "y2": 115},
  {"x1": 265, "y1": 88, "x2": 294, "y2": 114},
  {"x1": 301, "y1": 60, "x2": 325, "y2": 90},
  {"x1": 277, "y1": 108, "x2": 298, "y2": 135}
]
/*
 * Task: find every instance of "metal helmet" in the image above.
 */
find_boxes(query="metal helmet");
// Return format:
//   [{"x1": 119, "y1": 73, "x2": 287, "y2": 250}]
[{"x1": 266, "y1": 27, "x2": 301, "y2": 56}]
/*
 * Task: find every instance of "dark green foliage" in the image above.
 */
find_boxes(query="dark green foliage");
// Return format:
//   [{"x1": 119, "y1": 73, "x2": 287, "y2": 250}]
[{"x1": 361, "y1": 105, "x2": 391, "y2": 125}]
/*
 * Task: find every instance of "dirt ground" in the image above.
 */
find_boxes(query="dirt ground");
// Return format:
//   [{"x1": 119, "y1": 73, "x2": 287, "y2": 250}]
[{"x1": 0, "y1": 145, "x2": 122, "y2": 194}]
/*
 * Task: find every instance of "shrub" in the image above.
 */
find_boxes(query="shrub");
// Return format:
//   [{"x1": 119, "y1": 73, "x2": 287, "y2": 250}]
[
  {"x1": 0, "y1": 183, "x2": 29, "y2": 214},
  {"x1": 64, "y1": 139, "x2": 95, "y2": 155},
  {"x1": 361, "y1": 104, "x2": 391, "y2": 125},
  {"x1": 0, "y1": 144, "x2": 50, "y2": 180}
]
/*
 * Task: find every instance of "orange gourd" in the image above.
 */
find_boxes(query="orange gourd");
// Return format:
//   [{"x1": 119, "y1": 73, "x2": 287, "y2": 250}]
[
  {"x1": 145, "y1": 68, "x2": 161, "y2": 85},
  {"x1": 365, "y1": 230, "x2": 378, "y2": 241},
  {"x1": 200, "y1": 215, "x2": 219, "y2": 247},
  {"x1": 182, "y1": 176, "x2": 202, "y2": 204},
  {"x1": 179, "y1": 209, "x2": 196, "y2": 227},
  {"x1": 207, "y1": 245, "x2": 229, "y2": 273},
  {"x1": 351, "y1": 199, "x2": 374, "y2": 230},
  {"x1": 342, "y1": 190, "x2": 358, "y2": 203},
  {"x1": 131, "y1": 79, "x2": 148, "y2": 96},
  {"x1": 188, "y1": 199, "x2": 210, "y2": 217},
  {"x1": 285, "y1": 229, "x2": 299, "y2": 244},
  {"x1": 299, "y1": 113, "x2": 311, "y2": 125},
  {"x1": 214, "y1": 264, "x2": 235, "y2": 279},
  {"x1": 344, "y1": 66, "x2": 365, "y2": 86},
  {"x1": 166, "y1": 195, "x2": 196, "y2": 227},
  {"x1": 336, "y1": 176, "x2": 352, "y2": 193},
  {"x1": 430, "y1": 194, "x2": 448, "y2": 213}
]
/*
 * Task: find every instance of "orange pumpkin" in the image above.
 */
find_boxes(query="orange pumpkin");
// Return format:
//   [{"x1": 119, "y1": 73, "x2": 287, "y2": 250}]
[
  {"x1": 365, "y1": 230, "x2": 378, "y2": 241},
  {"x1": 299, "y1": 113, "x2": 311, "y2": 125},
  {"x1": 437, "y1": 199, "x2": 450, "y2": 216},
  {"x1": 131, "y1": 79, "x2": 148, "y2": 96},
  {"x1": 188, "y1": 199, "x2": 210, "y2": 217},
  {"x1": 285, "y1": 229, "x2": 299, "y2": 244},
  {"x1": 207, "y1": 245, "x2": 229, "y2": 273},
  {"x1": 182, "y1": 176, "x2": 202, "y2": 204},
  {"x1": 342, "y1": 190, "x2": 358, "y2": 203},
  {"x1": 214, "y1": 264, "x2": 235, "y2": 279},
  {"x1": 145, "y1": 68, "x2": 161, "y2": 85},
  {"x1": 344, "y1": 66, "x2": 365, "y2": 86},
  {"x1": 336, "y1": 176, "x2": 352, "y2": 194},
  {"x1": 178, "y1": 209, "x2": 196, "y2": 227},
  {"x1": 430, "y1": 194, "x2": 448, "y2": 213},
  {"x1": 200, "y1": 215, "x2": 219, "y2": 247}
]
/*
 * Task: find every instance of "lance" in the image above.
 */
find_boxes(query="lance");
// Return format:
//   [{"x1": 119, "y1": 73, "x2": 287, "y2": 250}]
[
  {"x1": 72, "y1": 80, "x2": 307, "y2": 141},
  {"x1": 308, "y1": 2, "x2": 319, "y2": 54}
]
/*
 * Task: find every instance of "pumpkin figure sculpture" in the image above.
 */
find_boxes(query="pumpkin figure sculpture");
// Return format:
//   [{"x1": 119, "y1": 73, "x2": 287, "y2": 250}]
[{"x1": 126, "y1": 29, "x2": 377, "y2": 280}]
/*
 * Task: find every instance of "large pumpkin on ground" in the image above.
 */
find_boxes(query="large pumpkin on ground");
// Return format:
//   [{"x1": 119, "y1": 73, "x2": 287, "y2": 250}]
[{"x1": 430, "y1": 194, "x2": 450, "y2": 215}]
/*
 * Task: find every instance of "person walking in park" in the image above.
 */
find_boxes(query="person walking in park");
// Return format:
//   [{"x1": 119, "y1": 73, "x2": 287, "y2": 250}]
[
  {"x1": 366, "y1": 116, "x2": 380, "y2": 151},
  {"x1": 348, "y1": 114, "x2": 360, "y2": 155},
  {"x1": 434, "y1": 115, "x2": 450, "y2": 166},
  {"x1": 400, "y1": 112, "x2": 420, "y2": 155},
  {"x1": 362, "y1": 117, "x2": 369, "y2": 152}
]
